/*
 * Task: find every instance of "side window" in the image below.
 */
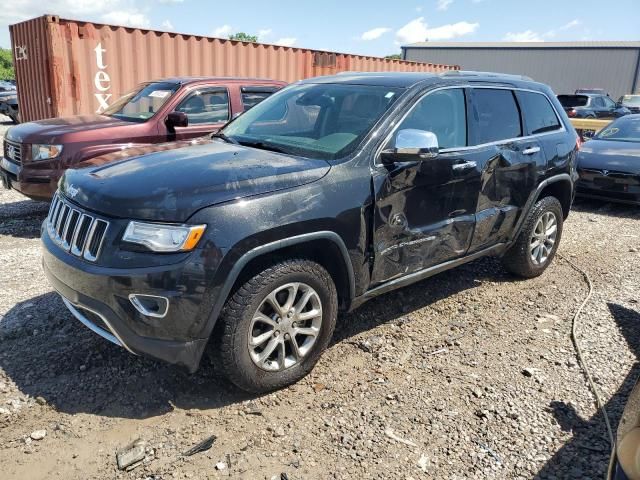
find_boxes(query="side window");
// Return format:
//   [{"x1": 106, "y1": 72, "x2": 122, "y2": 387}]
[
  {"x1": 515, "y1": 91, "x2": 561, "y2": 135},
  {"x1": 602, "y1": 96, "x2": 616, "y2": 108},
  {"x1": 176, "y1": 89, "x2": 229, "y2": 124},
  {"x1": 241, "y1": 86, "x2": 280, "y2": 111},
  {"x1": 392, "y1": 88, "x2": 467, "y2": 149},
  {"x1": 471, "y1": 89, "x2": 522, "y2": 144},
  {"x1": 592, "y1": 96, "x2": 605, "y2": 108}
]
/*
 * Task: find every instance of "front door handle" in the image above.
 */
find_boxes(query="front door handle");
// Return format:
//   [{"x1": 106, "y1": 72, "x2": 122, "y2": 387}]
[
  {"x1": 522, "y1": 146, "x2": 541, "y2": 155},
  {"x1": 452, "y1": 161, "x2": 477, "y2": 171}
]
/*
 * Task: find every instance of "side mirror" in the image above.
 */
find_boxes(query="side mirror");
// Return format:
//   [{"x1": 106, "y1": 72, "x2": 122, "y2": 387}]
[
  {"x1": 166, "y1": 111, "x2": 188, "y2": 128},
  {"x1": 381, "y1": 129, "x2": 439, "y2": 164}
]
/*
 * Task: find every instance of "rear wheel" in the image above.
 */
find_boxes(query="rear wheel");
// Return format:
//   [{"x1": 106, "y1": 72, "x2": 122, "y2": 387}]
[
  {"x1": 218, "y1": 259, "x2": 337, "y2": 393},
  {"x1": 502, "y1": 196, "x2": 563, "y2": 278}
]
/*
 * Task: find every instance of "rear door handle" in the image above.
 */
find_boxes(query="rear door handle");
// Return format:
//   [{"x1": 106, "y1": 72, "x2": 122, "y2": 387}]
[
  {"x1": 522, "y1": 146, "x2": 541, "y2": 155},
  {"x1": 452, "y1": 161, "x2": 477, "y2": 171}
]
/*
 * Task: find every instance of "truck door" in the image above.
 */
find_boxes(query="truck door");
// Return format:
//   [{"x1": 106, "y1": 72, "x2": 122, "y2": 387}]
[
  {"x1": 371, "y1": 87, "x2": 481, "y2": 284},
  {"x1": 170, "y1": 87, "x2": 231, "y2": 140}
]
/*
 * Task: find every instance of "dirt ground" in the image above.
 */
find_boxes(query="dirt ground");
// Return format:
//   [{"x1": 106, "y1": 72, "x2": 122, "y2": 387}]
[{"x1": 0, "y1": 118, "x2": 639, "y2": 479}]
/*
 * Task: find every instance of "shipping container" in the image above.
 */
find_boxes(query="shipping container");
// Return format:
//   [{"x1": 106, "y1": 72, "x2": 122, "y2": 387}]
[{"x1": 10, "y1": 15, "x2": 458, "y2": 122}]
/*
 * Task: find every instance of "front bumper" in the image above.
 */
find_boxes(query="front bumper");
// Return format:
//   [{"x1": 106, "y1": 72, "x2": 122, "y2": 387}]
[
  {"x1": 576, "y1": 175, "x2": 640, "y2": 206},
  {"x1": 42, "y1": 229, "x2": 213, "y2": 372},
  {"x1": 1, "y1": 156, "x2": 57, "y2": 200}
]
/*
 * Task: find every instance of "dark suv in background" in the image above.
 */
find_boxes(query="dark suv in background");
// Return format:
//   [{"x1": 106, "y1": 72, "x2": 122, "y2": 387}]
[
  {"x1": 558, "y1": 93, "x2": 630, "y2": 119},
  {"x1": 42, "y1": 71, "x2": 578, "y2": 392}
]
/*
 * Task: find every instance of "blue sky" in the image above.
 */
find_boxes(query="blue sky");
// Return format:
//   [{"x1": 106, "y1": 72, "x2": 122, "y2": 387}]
[{"x1": 2, "y1": 0, "x2": 639, "y2": 54}]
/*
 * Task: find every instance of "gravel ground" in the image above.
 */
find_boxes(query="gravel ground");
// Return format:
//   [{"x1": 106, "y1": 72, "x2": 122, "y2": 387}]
[{"x1": 0, "y1": 119, "x2": 638, "y2": 479}]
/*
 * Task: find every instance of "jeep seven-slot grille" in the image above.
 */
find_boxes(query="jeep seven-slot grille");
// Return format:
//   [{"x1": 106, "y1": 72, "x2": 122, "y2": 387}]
[
  {"x1": 47, "y1": 193, "x2": 109, "y2": 262},
  {"x1": 3, "y1": 139, "x2": 22, "y2": 165}
]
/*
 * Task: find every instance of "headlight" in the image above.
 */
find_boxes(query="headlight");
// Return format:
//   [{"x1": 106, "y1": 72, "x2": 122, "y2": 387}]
[
  {"x1": 122, "y1": 221, "x2": 206, "y2": 252},
  {"x1": 31, "y1": 144, "x2": 63, "y2": 161}
]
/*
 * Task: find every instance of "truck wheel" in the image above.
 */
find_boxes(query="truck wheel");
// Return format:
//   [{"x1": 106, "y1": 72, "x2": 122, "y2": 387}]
[
  {"x1": 218, "y1": 259, "x2": 337, "y2": 393},
  {"x1": 502, "y1": 196, "x2": 563, "y2": 278}
]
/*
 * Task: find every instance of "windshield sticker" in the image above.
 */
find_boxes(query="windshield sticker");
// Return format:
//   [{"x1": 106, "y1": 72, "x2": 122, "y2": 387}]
[
  {"x1": 600, "y1": 127, "x2": 618, "y2": 137},
  {"x1": 148, "y1": 90, "x2": 171, "y2": 99}
]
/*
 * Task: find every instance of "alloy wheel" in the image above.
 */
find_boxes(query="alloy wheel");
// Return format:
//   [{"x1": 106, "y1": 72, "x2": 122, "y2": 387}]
[
  {"x1": 530, "y1": 211, "x2": 557, "y2": 265},
  {"x1": 248, "y1": 282, "x2": 323, "y2": 371}
]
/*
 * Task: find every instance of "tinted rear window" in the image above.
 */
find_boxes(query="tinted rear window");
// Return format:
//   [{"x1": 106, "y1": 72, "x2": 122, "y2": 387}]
[
  {"x1": 516, "y1": 91, "x2": 561, "y2": 135},
  {"x1": 471, "y1": 89, "x2": 522, "y2": 144},
  {"x1": 558, "y1": 95, "x2": 588, "y2": 108}
]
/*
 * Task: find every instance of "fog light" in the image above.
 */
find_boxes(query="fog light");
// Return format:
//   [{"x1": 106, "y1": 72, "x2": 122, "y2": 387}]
[{"x1": 129, "y1": 294, "x2": 169, "y2": 318}]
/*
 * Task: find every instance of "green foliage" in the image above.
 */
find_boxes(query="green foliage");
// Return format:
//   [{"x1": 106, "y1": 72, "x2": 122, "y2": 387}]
[
  {"x1": 229, "y1": 32, "x2": 258, "y2": 43},
  {"x1": 385, "y1": 54, "x2": 402, "y2": 60},
  {"x1": 0, "y1": 47, "x2": 14, "y2": 80}
]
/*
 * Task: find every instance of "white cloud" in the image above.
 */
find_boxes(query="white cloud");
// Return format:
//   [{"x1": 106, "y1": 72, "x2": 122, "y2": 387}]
[
  {"x1": 157, "y1": 0, "x2": 184, "y2": 3},
  {"x1": 559, "y1": 19, "x2": 581, "y2": 30},
  {"x1": 396, "y1": 17, "x2": 479, "y2": 44},
  {"x1": 437, "y1": 0, "x2": 453, "y2": 11},
  {"x1": 161, "y1": 19, "x2": 174, "y2": 30},
  {"x1": 101, "y1": 10, "x2": 150, "y2": 28},
  {"x1": 503, "y1": 30, "x2": 543, "y2": 42},
  {"x1": 361, "y1": 27, "x2": 391, "y2": 41},
  {"x1": 258, "y1": 28, "x2": 272, "y2": 40},
  {"x1": 504, "y1": 19, "x2": 581, "y2": 42},
  {"x1": 212, "y1": 24, "x2": 233, "y2": 38},
  {"x1": 274, "y1": 37, "x2": 296, "y2": 47}
]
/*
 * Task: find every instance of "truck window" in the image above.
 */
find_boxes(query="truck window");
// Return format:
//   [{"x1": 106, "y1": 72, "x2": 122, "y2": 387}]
[
  {"x1": 471, "y1": 89, "x2": 522, "y2": 144},
  {"x1": 391, "y1": 88, "x2": 467, "y2": 149},
  {"x1": 515, "y1": 91, "x2": 561, "y2": 135},
  {"x1": 241, "y1": 86, "x2": 281, "y2": 110},
  {"x1": 176, "y1": 88, "x2": 230, "y2": 124}
]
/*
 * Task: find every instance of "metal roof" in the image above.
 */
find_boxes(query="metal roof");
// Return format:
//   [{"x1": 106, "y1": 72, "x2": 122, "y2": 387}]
[{"x1": 403, "y1": 41, "x2": 640, "y2": 49}]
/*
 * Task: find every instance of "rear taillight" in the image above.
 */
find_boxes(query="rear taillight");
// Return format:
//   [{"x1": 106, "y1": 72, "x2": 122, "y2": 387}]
[{"x1": 567, "y1": 109, "x2": 577, "y2": 117}]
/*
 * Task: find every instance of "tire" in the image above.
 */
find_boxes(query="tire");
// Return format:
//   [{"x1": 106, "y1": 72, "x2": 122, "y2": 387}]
[
  {"x1": 502, "y1": 196, "x2": 563, "y2": 278},
  {"x1": 218, "y1": 259, "x2": 338, "y2": 393}
]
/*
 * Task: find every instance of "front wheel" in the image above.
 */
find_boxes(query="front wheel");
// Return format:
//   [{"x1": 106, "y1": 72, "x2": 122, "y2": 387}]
[
  {"x1": 502, "y1": 196, "x2": 564, "y2": 278},
  {"x1": 217, "y1": 259, "x2": 338, "y2": 393}
]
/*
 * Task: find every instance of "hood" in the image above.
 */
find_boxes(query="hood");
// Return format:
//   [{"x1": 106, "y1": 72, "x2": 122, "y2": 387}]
[
  {"x1": 6, "y1": 114, "x2": 131, "y2": 143},
  {"x1": 577, "y1": 139, "x2": 640, "y2": 174},
  {"x1": 60, "y1": 141, "x2": 331, "y2": 222}
]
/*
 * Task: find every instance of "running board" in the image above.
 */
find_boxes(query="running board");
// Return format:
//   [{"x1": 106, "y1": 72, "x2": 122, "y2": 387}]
[{"x1": 350, "y1": 243, "x2": 506, "y2": 310}]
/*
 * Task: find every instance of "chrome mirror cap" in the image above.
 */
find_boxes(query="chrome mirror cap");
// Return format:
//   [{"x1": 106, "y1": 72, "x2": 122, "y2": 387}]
[{"x1": 394, "y1": 129, "x2": 439, "y2": 159}]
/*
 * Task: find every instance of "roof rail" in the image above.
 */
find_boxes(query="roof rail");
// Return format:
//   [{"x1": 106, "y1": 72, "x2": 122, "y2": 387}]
[{"x1": 440, "y1": 70, "x2": 534, "y2": 81}]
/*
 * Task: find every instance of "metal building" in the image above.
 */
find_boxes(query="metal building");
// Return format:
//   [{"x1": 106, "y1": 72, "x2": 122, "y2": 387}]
[{"x1": 402, "y1": 41, "x2": 640, "y2": 99}]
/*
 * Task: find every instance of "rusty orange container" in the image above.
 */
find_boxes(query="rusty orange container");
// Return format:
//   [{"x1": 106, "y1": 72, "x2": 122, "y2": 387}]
[{"x1": 10, "y1": 15, "x2": 458, "y2": 122}]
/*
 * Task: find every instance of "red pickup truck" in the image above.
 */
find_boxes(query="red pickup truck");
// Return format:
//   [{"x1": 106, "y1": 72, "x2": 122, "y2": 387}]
[{"x1": 1, "y1": 77, "x2": 286, "y2": 200}]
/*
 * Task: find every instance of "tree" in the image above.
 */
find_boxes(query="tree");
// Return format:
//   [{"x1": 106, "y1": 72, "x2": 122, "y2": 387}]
[
  {"x1": 385, "y1": 54, "x2": 402, "y2": 60},
  {"x1": 229, "y1": 32, "x2": 258, "y2": 43},
  {"x1": 0, "y1": 47, "x2": 14, "y2": 80}
]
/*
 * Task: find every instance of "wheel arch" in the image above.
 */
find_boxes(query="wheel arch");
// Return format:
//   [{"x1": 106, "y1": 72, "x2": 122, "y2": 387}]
[
  {"x1": 509, "y1": 173, "x2": 573, "y2": 243},
  {"x1": 204, "y1": 231, "x2": 355, "y2": 339}
]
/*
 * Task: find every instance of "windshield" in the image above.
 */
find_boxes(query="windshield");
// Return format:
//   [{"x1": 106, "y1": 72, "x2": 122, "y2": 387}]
[
  {"x1": 595, "y1": 117, "x2": 640, "y2": 142},
  {"x1": 620, "y1": 95, "x2": 640, "y2": 107},
  {"x1": 103, "y1": 81, "x2": 180, "y2": 122},
  {"x1": 221, "y1": 83, "x2": 403, "y2": 160},
  {"x1": 558, "y1": 95, "x2": 588, "y2": 108}
]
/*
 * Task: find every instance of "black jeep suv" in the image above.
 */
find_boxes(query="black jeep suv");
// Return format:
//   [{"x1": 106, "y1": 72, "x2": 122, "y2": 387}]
[{"x1": 42, "y1": 72, "x2": 578, "y2": 392}]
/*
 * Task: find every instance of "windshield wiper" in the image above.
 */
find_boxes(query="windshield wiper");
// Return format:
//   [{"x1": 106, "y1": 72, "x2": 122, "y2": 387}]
[
  {"x1": 211, "y1": 132, "x2": 239, "y2": 144},
  {"x1": 237, "y1": 139, "x2": 289, "y2": 154}
]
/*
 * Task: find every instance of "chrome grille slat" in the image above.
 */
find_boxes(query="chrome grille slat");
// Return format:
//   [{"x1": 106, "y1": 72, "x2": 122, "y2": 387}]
[
  {"x1": 3, "y1": 140, "x2": 22, "y2": 165},
  {"x1": 47, "y1": 193, "x2": 109, "y2": 262}
]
